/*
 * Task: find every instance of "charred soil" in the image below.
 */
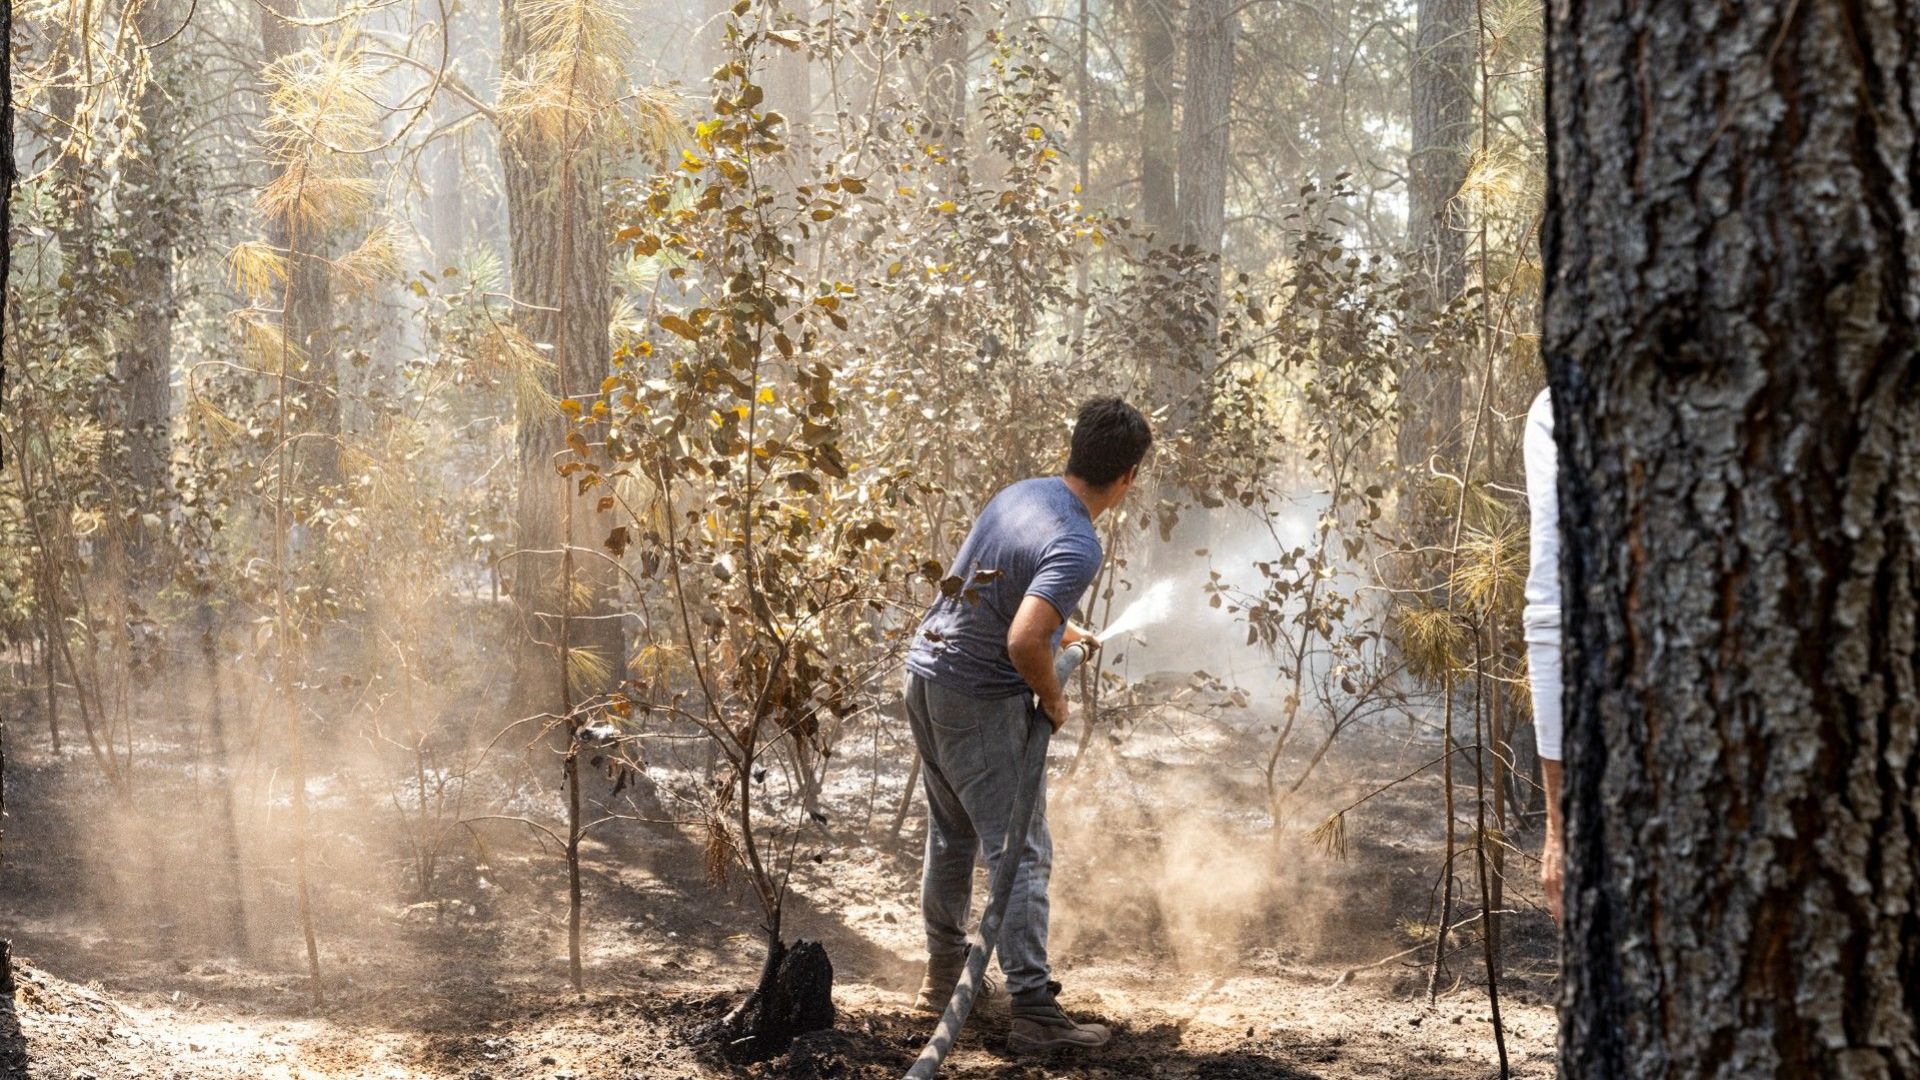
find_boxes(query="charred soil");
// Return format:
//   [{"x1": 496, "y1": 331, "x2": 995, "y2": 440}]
[{"x1": 2, "y1": 678, "x2": 1557, "y2": 1080}]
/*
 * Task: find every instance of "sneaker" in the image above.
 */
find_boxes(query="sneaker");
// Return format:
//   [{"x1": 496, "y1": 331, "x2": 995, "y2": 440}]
[
  {"x1": 1007, "y1": 994, "x2": 1111, "y2": 1054},
  {"x1": 912, "y1": 949, "x2": 1003, "y2": 1015}
]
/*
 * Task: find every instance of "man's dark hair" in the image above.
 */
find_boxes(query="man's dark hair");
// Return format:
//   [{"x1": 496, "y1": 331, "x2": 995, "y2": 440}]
[{"x1": 1066, "y1": 397, "x2": 1153, "y2": 487}]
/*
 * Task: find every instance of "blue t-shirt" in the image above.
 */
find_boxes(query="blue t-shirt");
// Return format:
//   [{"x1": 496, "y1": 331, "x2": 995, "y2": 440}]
[{"x1": 905, "y1": 477, "x2": 1104, "y2": 698}]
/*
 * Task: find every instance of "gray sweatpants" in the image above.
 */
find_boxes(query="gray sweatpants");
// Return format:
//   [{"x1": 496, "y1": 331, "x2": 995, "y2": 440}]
[{"x1": 904, "y1": 673, "x2": 1053, "y2": 999}]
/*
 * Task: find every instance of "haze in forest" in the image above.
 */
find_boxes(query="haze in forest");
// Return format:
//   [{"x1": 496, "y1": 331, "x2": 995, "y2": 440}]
[{"x1": 0, "y1": 0, "x2": 1638, "y2": 1073}]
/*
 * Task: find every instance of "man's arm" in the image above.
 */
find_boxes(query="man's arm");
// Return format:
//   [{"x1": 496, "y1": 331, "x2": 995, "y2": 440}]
[
  {"x1": 1008, "y1": 595, "x2": 1069, "y2": 732},
  {"x1": 1522, "y1": 390, "x2": 1566, "y2": 923},
  {"x1": 1541, "y1": 758, "x2": 1564, "y2": 923}
]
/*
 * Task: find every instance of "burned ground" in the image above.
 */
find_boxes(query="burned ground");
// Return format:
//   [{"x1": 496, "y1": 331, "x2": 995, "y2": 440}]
[{"x1": 1, "y1": 671, "x2": 1555, "y2": 1080}]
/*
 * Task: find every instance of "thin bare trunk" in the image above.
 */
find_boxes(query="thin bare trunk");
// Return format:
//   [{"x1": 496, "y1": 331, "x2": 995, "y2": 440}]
[
  {"x1": 1470, "y1": 620, "x2": 1508, "y2": 1076},
  {"x1": 1426, "y1": 666, "x2": 1456, "y2": 1001}
]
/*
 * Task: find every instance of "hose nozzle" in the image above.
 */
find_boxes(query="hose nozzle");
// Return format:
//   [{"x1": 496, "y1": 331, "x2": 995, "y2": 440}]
[{"x1": 1053, "y1": 639, "x2": 1095, "y2": 684}]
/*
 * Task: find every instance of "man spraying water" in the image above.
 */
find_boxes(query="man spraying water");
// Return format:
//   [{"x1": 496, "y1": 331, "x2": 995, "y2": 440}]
[{"x1": 902, "y1": 397, "x2": 1153, "y2": 1056}]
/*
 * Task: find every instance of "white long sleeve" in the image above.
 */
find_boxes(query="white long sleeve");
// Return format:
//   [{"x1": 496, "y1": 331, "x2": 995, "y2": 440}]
[{"x1": 1521, "y1": 389, "x2": 1563, "y2": 762}]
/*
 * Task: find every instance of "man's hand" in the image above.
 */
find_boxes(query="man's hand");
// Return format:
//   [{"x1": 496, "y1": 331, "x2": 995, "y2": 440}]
[
  {"x1": 1541, "y1": 757, "x2": 1565, "y2": 924},
  {"x1": 1040, "y1": 692, "x2": 1070, "y2": 733}
]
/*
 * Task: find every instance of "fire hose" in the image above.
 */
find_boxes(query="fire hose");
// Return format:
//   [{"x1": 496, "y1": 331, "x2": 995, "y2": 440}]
[{"x1": 903, "y1": 638, "x2": 1094, "y2": 1080}]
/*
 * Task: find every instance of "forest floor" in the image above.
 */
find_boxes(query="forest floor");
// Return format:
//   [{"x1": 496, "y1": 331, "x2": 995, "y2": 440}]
[{"x1": 2, "y1": 670, "x2": 1560, "y2": 1080}]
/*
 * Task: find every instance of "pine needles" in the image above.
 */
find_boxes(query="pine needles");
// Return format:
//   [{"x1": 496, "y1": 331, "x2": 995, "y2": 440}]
[
  {"x1": 256, "y1": 41, "x2": 382, "y2": 237},
  {"x1": 1307, "y1": 810, "x2": 1349, "y2": 860},
  {"x1": 498, "y1": 0, "x2": 633, "y2": 147}
]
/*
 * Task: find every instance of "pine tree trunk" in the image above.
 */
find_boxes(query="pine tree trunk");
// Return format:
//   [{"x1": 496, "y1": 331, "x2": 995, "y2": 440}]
[
  {"x1": 258, "y1": 0, "x2": 340, "y2": 486},
  {"x1": 0, "y1": 2, "x2": 17, "y2": 893},
  {"x1": 1397, "y1": 0, "x2": 1472, "y2": 476},
  {"x1": 500, "y1": 0, "x2": 625, "y2": 710},
  {"x1": 1542, "y1": 1, "x2": 1919, "y2": 1076},
  {"x1": 1132, "y1": 0, "x2": 1177, "y2": 242},
  {"x1": 116, "y1": 0, "x2": 177, "y2": 515},
  {"x1": 1168, "y1": 0, "x2": 1233, "y2": 445},
  {"x1": 1174, "y1": 0, "x2": 1232, "y2": 257},
  {"x1": 2, "y1": 0, "x2": 11, "y2": 314}
]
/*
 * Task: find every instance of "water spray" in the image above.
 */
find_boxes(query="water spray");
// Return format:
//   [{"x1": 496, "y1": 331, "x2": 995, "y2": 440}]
[{"x1": 1092, "y1": 579, "x2": 1177, "y2": 643}]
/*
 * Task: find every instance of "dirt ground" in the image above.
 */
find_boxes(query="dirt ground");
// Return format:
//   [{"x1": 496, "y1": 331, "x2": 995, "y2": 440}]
[{"x1": 1, "y1": 677, "x2": 1559, "y2": 1080}]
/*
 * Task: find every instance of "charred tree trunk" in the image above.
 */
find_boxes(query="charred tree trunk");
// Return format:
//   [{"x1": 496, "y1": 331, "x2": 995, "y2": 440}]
[
  {"x1": 1132, "y1": 0, "x2": 1178, "y2": 242},
  {"x1": 500, "y1": 0, "x2": 625, "y2": 711},
  {"x1": 1543, "y1": 1, "x2": 1919, "y2": 1076},
  {"x1": 1397, "y1": 0, "x2": 1472, "y2": 477},
  {"x1": 714, "y1": 935, "x2": 835, "y2": 1060},
  {"x1": 284, "y1": 249, "x2": 338, "y2": 488}
]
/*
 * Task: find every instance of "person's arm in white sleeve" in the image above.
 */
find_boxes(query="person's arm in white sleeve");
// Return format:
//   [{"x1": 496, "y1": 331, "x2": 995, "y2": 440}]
[
  {"x1": 1523, "y1": 388, "x2": 1562, "y2": 760},
  {"x1": 1521, "y1": 388, "x2": 1565, "y2": 921}
]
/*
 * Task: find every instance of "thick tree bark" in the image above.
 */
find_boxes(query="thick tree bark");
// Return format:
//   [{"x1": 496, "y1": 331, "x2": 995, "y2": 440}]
[
  {"x1": 1174, "y1": 0, "x2": 1232, "y2": 256},
  {"x1": 1396, "y1": 0, "x2": 1472, "y2": 476},
  {"x1": 1132, "y1": 0, "x2": 1178, "y2": 241},
  {"x1": 2, "y1": 0, "x2": 11, "y2": 883},
  {"x1": 1543, "y1": 1, "x2": 1920, "y2": 1077},
  {"x1": 1167, "y1": 0, "x2": 1234, "y2": 442},
  {"x1": 116, "y1": 0, "x2": 180, "y2": 513},
  {"x1": 500, "y1": 0, "x2": 625, "y2": 708},
  {"x1": 2, "y1": 0, "x2": 10, "y2": 290},
  {"x1": 3, "y1": 0, "x2": 13, "y2": 347}
]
